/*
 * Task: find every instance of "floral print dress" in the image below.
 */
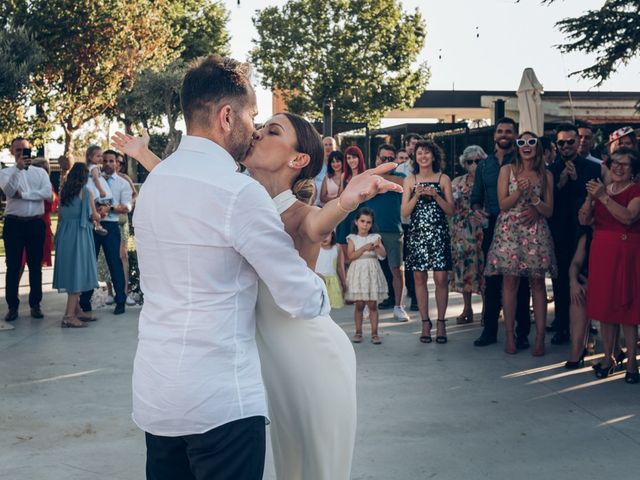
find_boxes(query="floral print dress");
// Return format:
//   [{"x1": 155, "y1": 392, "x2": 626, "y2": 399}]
[
  {"x1": 485, "y1": 168, "x2": 557, "y2": 278},
  {"x1": 449, "y1": 174, "x2": 484, "y2": 293}
]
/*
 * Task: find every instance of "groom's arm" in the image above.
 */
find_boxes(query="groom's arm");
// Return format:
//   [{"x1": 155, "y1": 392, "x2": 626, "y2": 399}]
[{"x1": 230, "y1": 182, "x2": 330, "y2": 319}]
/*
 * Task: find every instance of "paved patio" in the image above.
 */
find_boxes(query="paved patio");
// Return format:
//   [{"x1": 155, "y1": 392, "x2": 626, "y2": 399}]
[{"x1": 1, "y1": 267, "x2": 638, "y2": 479}]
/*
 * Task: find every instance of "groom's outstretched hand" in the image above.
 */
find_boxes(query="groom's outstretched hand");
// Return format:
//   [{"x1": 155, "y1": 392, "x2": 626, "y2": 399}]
[{"x1": 340, "y1": 163, "x2": 404, "y2": 210}]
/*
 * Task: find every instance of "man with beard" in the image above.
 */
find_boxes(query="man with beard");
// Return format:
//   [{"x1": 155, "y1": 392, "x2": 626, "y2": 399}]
[
  {"x1": 131, "y1": 55, "x2": 328, "y2": 480},
  {"x1": 547, "y1": 124, "x2": 601, "y2": 344},
  {"x1": 470, "y1": 118, "x2": 532, "y2": 348}
]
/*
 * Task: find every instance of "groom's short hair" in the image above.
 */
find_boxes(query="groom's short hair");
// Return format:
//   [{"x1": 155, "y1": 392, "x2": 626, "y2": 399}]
[{"x1": 181, "y1": 55, "x2": 253, "y2": 130}]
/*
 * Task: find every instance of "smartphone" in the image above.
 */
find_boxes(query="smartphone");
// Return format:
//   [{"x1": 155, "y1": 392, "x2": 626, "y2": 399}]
[{"x1": 21, "y1": 147, "x2": 32, "y2": 159}]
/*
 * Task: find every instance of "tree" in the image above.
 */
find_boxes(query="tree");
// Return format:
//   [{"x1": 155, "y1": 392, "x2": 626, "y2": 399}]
[
  {"x1": 116, "y1": 0, "x2": 230, "y2": 158},
  {"x1": 250, "y1": 0, "x2": 429, "y2": 126},
  {"x1": 2, "y1": 0, "x2": 179, "y2": 158},
  {"x1": 0, "y1": 26, "x2": 43, "y2": 100},
  {"x1": 538, "y1": 0, "x2": 640, "y2": 86}
]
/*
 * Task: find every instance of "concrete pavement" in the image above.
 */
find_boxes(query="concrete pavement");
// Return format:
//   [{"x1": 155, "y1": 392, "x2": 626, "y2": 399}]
[{"x1": 1, "y1": 273, "x2": 638, "y2": 479}]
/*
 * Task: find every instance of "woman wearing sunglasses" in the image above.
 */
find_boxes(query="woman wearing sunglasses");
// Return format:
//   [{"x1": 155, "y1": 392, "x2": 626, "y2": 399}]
[
  {"x1": 449, "y1": 145, "x2": 487, "y2": 324},
  {"x1": 485, "y1": 132, "x2": 557, "y2": 355}
]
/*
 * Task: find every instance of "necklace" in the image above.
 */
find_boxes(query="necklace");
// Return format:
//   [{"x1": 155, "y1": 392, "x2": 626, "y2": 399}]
[{"x1": 608, "y1": 182, "x2": 632, "y2": 196}]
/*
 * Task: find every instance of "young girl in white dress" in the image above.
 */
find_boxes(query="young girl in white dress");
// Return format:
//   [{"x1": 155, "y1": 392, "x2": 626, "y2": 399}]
[
  {"x1": 346, "y1": 207, "x2": 388, "y2": 344},
  {"x1": 315, "y1": 231, "x2": 347, "y2": 309}
]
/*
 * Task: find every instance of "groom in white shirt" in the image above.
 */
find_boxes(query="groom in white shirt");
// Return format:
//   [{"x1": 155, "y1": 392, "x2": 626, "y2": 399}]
[{"x1": 132, "y1": 55, "x2": 329, "y2": 480}]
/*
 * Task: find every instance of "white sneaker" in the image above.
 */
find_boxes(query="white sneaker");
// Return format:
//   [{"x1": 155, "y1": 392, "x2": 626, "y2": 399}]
[
  {"x1": 393, "y1": 305, "x2": 410, "y2": 322},
  {"x1": 363, "y1": 305, "x2": 370, "y2": 320},
  {"x1": 125, "y1": 294, "x2": 137, "y2": 306},
  {"x1": 105, "y1": 295, "x2": 115, "y2": 305}
]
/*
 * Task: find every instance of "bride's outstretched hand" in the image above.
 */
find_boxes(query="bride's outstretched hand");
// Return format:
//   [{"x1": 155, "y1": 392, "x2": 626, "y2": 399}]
[
  {"x1": 339, "y1": 163, "x2": 404, "y2": 210},
  {"x1": 111, "y1": 129, "x2": 150, "y2": 160}
]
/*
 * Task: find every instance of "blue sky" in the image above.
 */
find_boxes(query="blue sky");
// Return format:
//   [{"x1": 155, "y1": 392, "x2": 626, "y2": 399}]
[{"x1": 223, "y1": 0, "x2": 640, "y2": 121}]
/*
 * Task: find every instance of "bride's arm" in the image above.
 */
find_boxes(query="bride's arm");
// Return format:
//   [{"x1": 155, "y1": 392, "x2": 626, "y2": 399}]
[
  {"x1": 111, "y1": 130, "x2": 161, "y2": 172},
  {"x1": 301, "y1": 163, "x2": 403, "y2": 242}
]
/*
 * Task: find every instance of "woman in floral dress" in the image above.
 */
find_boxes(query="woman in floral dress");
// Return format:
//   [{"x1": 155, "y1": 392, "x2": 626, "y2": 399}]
[
  {"x1": 450, "y1": 146, "x2": 487, "y2": 324},
  {"x1": 485, "y1": 132, "x2": 556, "y2": 356}
]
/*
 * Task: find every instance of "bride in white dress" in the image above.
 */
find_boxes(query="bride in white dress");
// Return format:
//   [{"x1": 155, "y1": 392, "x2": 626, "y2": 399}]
[{"x1": 112, "y1": 114, "x2": 401, "y2": 480}]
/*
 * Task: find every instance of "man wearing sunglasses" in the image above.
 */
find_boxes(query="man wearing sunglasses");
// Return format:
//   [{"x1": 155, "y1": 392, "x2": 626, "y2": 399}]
[
  {"x1": 470, "y1": 118, "x2": 532, "y2": 348},
  {"x1": 0, "y1": 137, "x2": 52, "y2": 326},
  {"x1": 547, "y1": 124, "x2": 601, "y2": 344}
]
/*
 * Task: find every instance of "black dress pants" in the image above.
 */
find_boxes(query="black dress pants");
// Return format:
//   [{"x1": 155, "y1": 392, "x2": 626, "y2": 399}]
[
  {"x1": 145, "y1": 416, "x2": 266, "y2": 480},
  {"x1": 2, "y1": 216, "x2": 45, "y2": 309},
  {"x1": 551, "y1": 233, "x2": 573, "y2": 335},
  {"x1": 481, "y1": 215, "x2": 531, "y2": 339},
  {"x1": 80, "y1": 222, "x2": 126, "y2": 308}
]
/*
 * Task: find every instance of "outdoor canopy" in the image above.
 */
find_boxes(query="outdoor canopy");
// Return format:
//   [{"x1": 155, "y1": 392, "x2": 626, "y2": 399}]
[{"x1": 517, "y1": 68, "x2": 544, "y2": 136}]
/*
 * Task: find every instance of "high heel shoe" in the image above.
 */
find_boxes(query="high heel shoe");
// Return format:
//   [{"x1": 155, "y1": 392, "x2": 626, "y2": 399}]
[
  {"x1": 624, "y1": 369, "x2": 639, "y2": 384},
  {"x1": 593, "y1": 362, "x2": 616, "y2": 379},
  {"x1": 456, "y1": 311, "x2": 473, "y2": 325},
  {"x1": 565, "y1": 349, "x2": 586, "y2": 370},
  {"x1": 435, "y1": 319, "x2": 448, "y2": 344},
  {"x1": 419, "y1": 319, "x2": 432, "y2": 344},
  {"x1": 592, "y1": 351, "x2": 626, "y2": 371}
]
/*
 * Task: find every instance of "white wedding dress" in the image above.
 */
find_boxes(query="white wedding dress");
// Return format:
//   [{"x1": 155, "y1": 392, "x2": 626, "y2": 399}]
[{"x1": 256, "y1": 190, "x2": 357, "y2": 480}]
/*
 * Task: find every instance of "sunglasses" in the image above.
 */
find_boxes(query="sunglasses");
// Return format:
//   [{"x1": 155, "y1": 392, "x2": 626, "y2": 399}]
[
  {"x1": 465, "y1": 159, "x2": 481, "y2": 165},
  {"x1": 556, "y1": 139, "x2": 576, "y2": 147},
  {"x1": 516, "y1": 138, "x2": 538, "y2": 148},
  {"x1": 380, "y1": 156, "x2": 395, "y2": 163}
]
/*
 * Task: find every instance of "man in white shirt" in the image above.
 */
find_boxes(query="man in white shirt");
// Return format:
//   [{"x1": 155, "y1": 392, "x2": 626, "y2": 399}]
[
  {"x1": 79, "y1": 149, "x2": 133, "y2": 315},
  {"x1": 0, "y1": 137, "x2": 52, "y2": 325},
  {"x1": 132, "y1": 55, "x2": 329, "y2": 480}
]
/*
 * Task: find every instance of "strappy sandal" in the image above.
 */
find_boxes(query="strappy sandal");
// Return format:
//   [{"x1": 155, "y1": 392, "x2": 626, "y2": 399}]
[
  {"x1": 371, "y1": 334, "x2": 382, "y2": 345},
  {"x1": 456, "y1": 311, "x2": 473, "y2": 325},
  {"x1": 419, "y1": 319, "x2": 432, "y2": 344},
  {"x1": 435, "y1": 319, "x2": 448, "y2": 344},
  {"x1": 77, "y1": 313, "x2": 97, "y2": 322},
  {"x1": 352, "y1": 332, "x2": 363, "y2": 344},
  {"x1": 61, "y1": 316, "x2": 88, "y2": 328}
]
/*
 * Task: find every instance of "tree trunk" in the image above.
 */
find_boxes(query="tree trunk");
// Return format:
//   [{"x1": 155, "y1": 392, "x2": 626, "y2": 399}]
[
  {"x1": 63, "y1": 122, "x2": 75, "y2": 162},
  {"x1": 123, "y1": 117, "x2": 139, "y2": 181}
]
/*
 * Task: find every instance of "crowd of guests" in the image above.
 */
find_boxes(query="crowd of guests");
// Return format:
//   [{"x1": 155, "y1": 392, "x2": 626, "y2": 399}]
[
  {"x1": 310, "y1": 120, "x2": 639, "y2": 384},
  {"x1": 0, "y1": 138, "x2": 137, "y2": 330}
]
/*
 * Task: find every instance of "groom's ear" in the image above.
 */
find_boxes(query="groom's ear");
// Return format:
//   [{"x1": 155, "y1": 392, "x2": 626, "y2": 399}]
[{"x1": 217, "y1": 104, "x2": 233, "y2": 133}]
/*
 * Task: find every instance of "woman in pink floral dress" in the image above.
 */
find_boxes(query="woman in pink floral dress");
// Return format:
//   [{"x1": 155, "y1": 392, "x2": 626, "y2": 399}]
[
  {"x1": 485, "y1": 132, "x2": 556, "y2": 356},
  {"x1": 450, "y1": 146, "x2": 487, "y2": 324}
]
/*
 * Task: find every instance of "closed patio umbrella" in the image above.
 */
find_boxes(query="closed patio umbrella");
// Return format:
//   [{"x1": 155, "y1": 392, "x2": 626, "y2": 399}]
[{"x1": 517, "y1": 68, "x2": 544, "y2": 135}]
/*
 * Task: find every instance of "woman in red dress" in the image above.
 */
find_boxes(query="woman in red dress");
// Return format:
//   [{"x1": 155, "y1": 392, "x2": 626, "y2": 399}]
[
  {"x1": 579, "y1": 147, "x2": 640, "y2": 384},
  {"x1": 20, "y1": 159, "x2": 58, "y2": 270}
]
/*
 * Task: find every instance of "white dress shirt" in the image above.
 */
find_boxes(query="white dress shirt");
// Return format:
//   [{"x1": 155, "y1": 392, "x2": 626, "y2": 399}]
[
  {"x1": 102, "y1": 173, "x2": 132, "y2": 222},
  {"x1": 132, "y1": 135, "x2": 329, "y2": 437},
  {"x1": 0, "y1": 165, "x2": 52, "y2": 217}
]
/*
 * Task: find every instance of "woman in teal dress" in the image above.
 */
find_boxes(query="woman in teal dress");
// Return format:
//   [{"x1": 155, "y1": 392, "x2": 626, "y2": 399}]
[{"x1": 53, "y1": 163, "x2": 101, "y2": 328}]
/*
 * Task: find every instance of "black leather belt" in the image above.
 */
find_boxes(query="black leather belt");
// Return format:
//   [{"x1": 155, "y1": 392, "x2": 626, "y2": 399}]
[{"x1": 4, "y1": 214, "x2": 43, "y2": 222}]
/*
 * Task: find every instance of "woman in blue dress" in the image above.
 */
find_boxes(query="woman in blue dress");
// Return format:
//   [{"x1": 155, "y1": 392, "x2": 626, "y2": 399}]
[{"x1": 53, "y1": 163, "x2": 101, "y2": 328}]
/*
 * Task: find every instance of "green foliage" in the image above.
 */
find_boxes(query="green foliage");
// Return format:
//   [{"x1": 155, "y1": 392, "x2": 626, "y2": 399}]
[
  {"x1": 2, "y1": 0, "x2": 179, "y2": 157},
  {"x1": 115, "y1": 1, "x2": 230, "y2": 156},
  {"x1": 166, "y1": 0, "x2": 231, "y2": 62},
  {"x1": 0, "y1": 26, "x2": 44, "y2": 100},
  {"x1": 250, "y1": 0, "x2": 429, "y2": 126},
  {"x1": 539, "y1": 0, "x2": 640, "y2": 86}
]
